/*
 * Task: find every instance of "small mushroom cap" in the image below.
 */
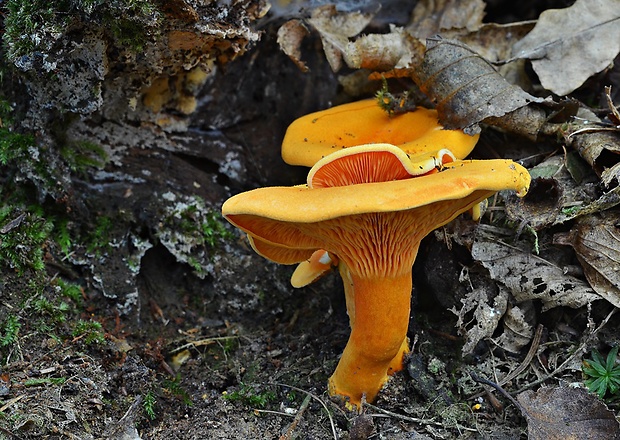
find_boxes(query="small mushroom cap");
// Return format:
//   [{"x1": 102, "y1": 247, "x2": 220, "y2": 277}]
[
  {"x1": 290, "y1": 250, "x2": 338, "y2": 288},
  {"x1": 282, "y1": 99, "x2": 479, "y2": 167}
]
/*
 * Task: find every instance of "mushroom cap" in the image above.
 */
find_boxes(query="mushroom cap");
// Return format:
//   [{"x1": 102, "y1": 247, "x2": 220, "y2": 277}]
[
  {"x1": 223, "y1": 159, "x2": 530, "y2": 225},
  {"x1": 281, "y1": 99, "x2": 479, "y2": 167},
  {"x1": 307, "y1": 143, "x2": 456, "y2": 188},
  {"x1": 223, "y1": 149, "x2": 530, "y2": 277}
]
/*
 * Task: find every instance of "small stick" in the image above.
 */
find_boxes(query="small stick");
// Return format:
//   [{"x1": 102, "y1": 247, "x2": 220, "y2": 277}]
[
  {"x1": 516, "y1": 308, "x2": 617, "y2": 393},
  {"x1": 168, "y1": 336, "x2": 239, "y2": 354},
  {"x1": 499, "y1": 324, "x2": 544, "y2": 387},
  {"x1": 270, "y1": 383, "x2": 338, "y2": 440},
  {"x1": 362, "y1": 403, "x2": 442, "y2": 427},
  {"x1": 0, "y1": 426, "x2": 25, "y2": 440},
  {"x1": 279, "y1": 393, "x2": 312, "y2": 440},
  {"x1": 470, "y1": 373, "x2": 525, "y2": 414}
]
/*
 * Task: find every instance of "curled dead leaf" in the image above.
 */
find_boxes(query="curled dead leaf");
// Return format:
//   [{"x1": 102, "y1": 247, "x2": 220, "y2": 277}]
[
  {"x1": 506, "y1": 176, "x2": 563, "y2": 230},
  {"x1": 343, "y1": 29, "x2": 410, "y2": 71},
  {"x1": 496, "y1": 302, "x2": 535, "y2": 354},
  {"x1": 569, "y1": 128, "x2": 620, "y2": 187},
  {"x1": 410, "y1": 37, "x2": 543, "y2": 135},
  {"x1": 553, "y1": 211, "x2": 620, "y2": 308},
  {"x1": 451, "y1": 280, "x2": 509, "y2": 356},
  {"x1": 277, "y1": 20, "x2": 310, "y2": 73},
  {"x1": 306, "y1": 5, "x2": 376, "y2": 72}
]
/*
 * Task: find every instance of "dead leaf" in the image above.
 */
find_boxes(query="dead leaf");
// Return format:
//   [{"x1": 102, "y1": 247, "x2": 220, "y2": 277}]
[
  {"x1": 553, "y1": 211, "x2": 620, "y2": 308},
  {"x1": 511, "y1": 0, "x2": 620, "y2": 96},
  {"x1": 307, "y1": 5, "x2": 376, "y2": 72},
  {"x1": 343, "y1": 28, "x2": 411, "y2": 71},
  {"x1": 565, "y1": 93, "x2": 620, "y2": 185},
  {"x1": 408, "y1": 0, "x2": 486, "y2": 40},
  {"x1": 277, "y1": 20, "x2": 310, "y2": 73},
  {"x1": 506, "y1": 176, "x2": 563, "y2": 230},
  {"x1": 555, "y1": 186, "x2": 620, "y2": 225},
  {"x1": 410, "y1": 37, "x2": 543, "y2": 134},
  {"x1": 568, "y1": 125, "x2": 620, "y2": 186},
  {"x1": 471, "y1": 232, "x2": 601, "y2": 310},
  {"x1": 458, "y1": 21, "x2": 535, "y2": 64},
  {"x1": 451, "y1": 278, "x2": 509, "y2": 355},
  {"x1": 502, "y1": 153, "x2": 620, "y2": 227},
  {"x1": 496, "y1": 302, "x2": 535, "y2": 354},
  {"x1": 517, "y1": 386, "x2": 620, "y2": 440}
]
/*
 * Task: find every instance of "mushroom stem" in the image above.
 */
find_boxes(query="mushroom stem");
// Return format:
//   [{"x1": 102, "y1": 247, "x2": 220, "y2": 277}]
[{"x1": 328, "y1": 269, "x2": 413, "y2": 406}]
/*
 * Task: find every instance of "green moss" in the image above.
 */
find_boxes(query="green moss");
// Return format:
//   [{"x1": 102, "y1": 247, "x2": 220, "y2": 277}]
[
  {"x1": 2, "y1": 0, "x2": 160, "y2": 62},
  {"x1": 54, "y1": 278, "x2": 83, "y2": 303},
  {"x1": 202, "y1": 211, "x2": 235, "y2": 248},
  {"x1": 24, "y1": 377, "x2": 67, "y2": 386},
  {"x1": 222, "y1": 383, "x2": 276, "y2": 409},
  {"x1": 86, "y1": 215, "x2": 113, "y2": 255},
  {"x1": 33, "y1": 296, "x2": 71, "y2": 323},
  {"x1": 0, "y1": 315, "x2": 21, "y2": 348},
  {"x1": 2, "y1": 0, "x2": 70, "y2": 62},
  {"x1": 0, "y1": 205, "x2": 53, "y2": 275},
  {"x1": 52, "y1": 218, "x2": 73, "y2": 257},
  {"x1": 0, "y1": 126, "x2": 37, "y2": 167},
  {"x1": 72, "y1": 319, "x2": 105, "y2": 344},
  {"x1": 59, "y1": 140, "x2": 108, "y2": 175},
  {"x1": 143, "y1": 391, "x2": 157, "y2": 420},
  {"x1": 162, "y1": 374, "x2": 193, "y2": 407}
]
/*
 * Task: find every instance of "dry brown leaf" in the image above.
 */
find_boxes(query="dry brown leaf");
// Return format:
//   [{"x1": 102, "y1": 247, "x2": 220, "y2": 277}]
[
  {"x1": 471, "y1": 233, "x2": 601, "y2": 311},
  {"x1": 565, "y1": 92, "x2": 620, "y2": 186},
  {"x1": 458, "y1": 21, "x2": 535, "y2": 64},
  {"x1": 344, "y1": 28, "x2": 411, "y2": 71},
  {"x1": 553, "y1": 211, "x2": 620, "y2": 308},
  {"x1": 451, "y1": 279, "x2": 509, "y2": 355},
  {"x1": 495, "y1": 302, "x2": 535, "y2": 354},
  {"x1": 306, "y1": 5, "x2": 375, "y2": 72},
  {"x1": 277, "y1": 19, "x2": 310, "y2": 73},
  {"x1": 511, "y1": 0, "x2": 620, "y2": 96},
  {"x1": 503, "y1": 153, "x2": 620, "y2": 227},
  {"x1": 506, "y1": 176, "x2": 564, "y2": 230},
  {"x1": 568, "y1": 127, "x2": 620, "y2": 186},
  {"x1": 517, "y1": 386, "x2": 620, "y2": 440},
  {"x1": 411, "y1": 37, "x2": 543, "y2": 134},
  {"x1": 408, "y1": 0, "x2": 486, "y2": 40}
]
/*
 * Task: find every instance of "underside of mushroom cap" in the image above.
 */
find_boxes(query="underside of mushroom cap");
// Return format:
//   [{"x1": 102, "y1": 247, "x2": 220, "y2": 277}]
[{"x1": 307, "y1": 143, "x2": 456, "y2": 188}]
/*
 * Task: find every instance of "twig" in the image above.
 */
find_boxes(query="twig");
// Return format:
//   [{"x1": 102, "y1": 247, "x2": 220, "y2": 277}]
[
  {"x1": 0, "y1": 394, "x2": 26, "y2": 412},
  {"x1": 0, "y1": 426, "x2": 25, "y2": 440},
  {"x1": 253, "y1": 409, "x2": 296, "y2": 418},
  {"x1": 168, "y1": 336, "x2": 239, "y2": 354},
  {"x1": 499, "y1": 324, "x2": 544, "y2": 387},
  {"x1": 362, "y1": 403, "x2": 442, "y2": 427},
  {"x1": 270, "y1": 382, "x2": 339, "y2": 440},
  {"x1": 280, "y1": 393, "x2": 312, "y2": 440},
  {"x1": 470, "y1": 373, "x2": 524, "y2": 414},
  {"x1": 516, "y1": 307, "x2": 617, "y2": 393}
]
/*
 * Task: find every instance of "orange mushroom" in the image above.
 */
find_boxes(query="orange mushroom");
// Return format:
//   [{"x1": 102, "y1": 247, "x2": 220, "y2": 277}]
[
  {"x1": 290, "y1": 249, "x2": 339, "y2": 288},
  {"x1": 281, "y1": 98, "x2": 480, "y2": 167},
  {"x1": 222, "y1": 144, "x2": 530, "y2": 406}
]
